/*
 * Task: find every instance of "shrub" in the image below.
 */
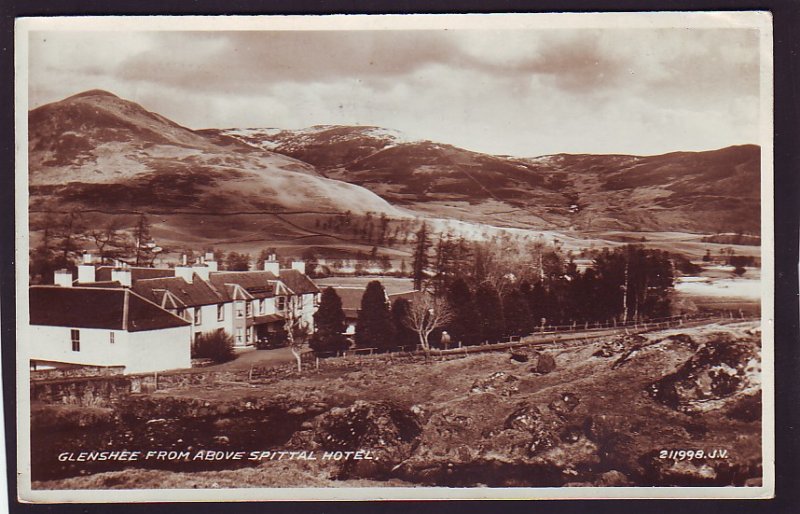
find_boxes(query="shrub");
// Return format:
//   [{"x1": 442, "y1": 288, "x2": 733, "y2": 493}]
[{"x1": 192, "y1": 329, "x2": 235, "y2": 363}]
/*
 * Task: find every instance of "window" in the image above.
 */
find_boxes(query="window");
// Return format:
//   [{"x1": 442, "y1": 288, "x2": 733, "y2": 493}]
[
  {"x1": 277, "y1": 296, "x2": 286, "y2": 311},
  {"x1": 109, "y1": 332, "x2": 115, "y2": 344},
  {"x1": 217, "y1": 304, "x2": 224, "y2": 322},
  {"x1": 194, "y1": 307, "x2": 202, "y2": 326},
  {"x1": 71, "y1": 329, "x2": 80, "y2": 352},
  {"x1": 260, "y1": 299, "x2": 266, "y2": 315},
  {"x1": 235, "y1": 301, "x2": 245, "y2": 318},
  {"x1": 246, "y1": 301, "x2": 253, "y2": 318},
  {"x1": 195, "y1": 332, "x2": 202, "y2": 343},
  {"x1": 177, "y1": 308, "x2": 185, "y2": 320},
  {"x1": 236, "y1": 328, "x2": 244, "y2": 344}
]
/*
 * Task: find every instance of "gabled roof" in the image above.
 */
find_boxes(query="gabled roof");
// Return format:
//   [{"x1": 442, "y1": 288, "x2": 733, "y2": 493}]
[
  {"x1": 29, "y1": 286, "x2": 189, "y2": 332},
  {"x1": 278, "y1": 269, "x2": 320, "y2": 295},
  {"x1": 95, "y1": 266, "x2": 175, "y2": 283},
  {"x1": 328, "y1": 287, "x2": 366, "y2": 318},
  {"x1": 133, "y1": 275, "x2": 225, "y2": 307},
  {"x1": 208, "y1": 271, "x2": 277, "y2": 299},
  {"x1": 328, "y1": 287, "x2": 421, "y2": 318}
]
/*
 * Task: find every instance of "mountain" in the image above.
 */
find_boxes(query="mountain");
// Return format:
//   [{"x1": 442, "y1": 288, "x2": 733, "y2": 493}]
[
  {"x1": 28, "y1": 91, "x2": 402, "y2": 217},
  {"x1": 216, "y1": 125, "x2": 761, "y2": 234}
]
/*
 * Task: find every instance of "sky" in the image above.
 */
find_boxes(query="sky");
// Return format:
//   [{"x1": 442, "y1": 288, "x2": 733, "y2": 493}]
[{"x1": 27, "y1": 26, "x2": 762, "y2": 157}]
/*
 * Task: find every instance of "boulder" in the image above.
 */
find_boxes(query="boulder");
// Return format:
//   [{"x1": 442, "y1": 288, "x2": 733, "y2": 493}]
[{"x1": 529, "y1": 352, "x2": 556, "y2": 374}]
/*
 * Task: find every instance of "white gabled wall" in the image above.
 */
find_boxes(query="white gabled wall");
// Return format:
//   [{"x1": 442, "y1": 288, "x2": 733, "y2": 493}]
[
  {"x1": 29, "y1": 325, "x2": 129, "y2": 368},
  {"x1": 29, "y1": 324, "x2": 192, "y2": 374},
  {"x1": 126, "y1": 326, "x2": 192, "y2": 373}
]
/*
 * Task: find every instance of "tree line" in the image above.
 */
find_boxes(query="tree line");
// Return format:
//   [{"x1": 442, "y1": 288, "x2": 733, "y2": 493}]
[{"x1": 310, "y1": 241, "x2": 675, "y2": 356}]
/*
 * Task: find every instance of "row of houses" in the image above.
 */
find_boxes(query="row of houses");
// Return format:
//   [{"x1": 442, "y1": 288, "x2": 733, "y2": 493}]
[{"x1": 28, "y1": 253, "x2": 320, "y2": 374}]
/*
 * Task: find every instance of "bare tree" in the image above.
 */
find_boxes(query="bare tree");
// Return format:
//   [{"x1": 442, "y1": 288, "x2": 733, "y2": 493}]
[
  {"x1": 403, "y1": 292, "x2": 454, "y2": 358},
  {"x1": 285, "y1": 313, "x2": 310, "y2": 372},
  {"x1": 87, "y1": 219, "x2": 130, "y2": 264}
]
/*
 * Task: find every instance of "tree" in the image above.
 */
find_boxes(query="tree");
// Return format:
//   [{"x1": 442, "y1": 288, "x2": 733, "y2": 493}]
[
  {"x1": 475, "y1": 282, "x2": 505, "y2": 343},
  {"x1": 403, "y1": 292, "x2": 454, "y2": 358},
  {"x1": 411, "y1": 223, "x2": 432, "y2": 290},
  {"x1": 391, "y1": 298, "x2": 418, "y2": 349},
  {"x1": 226, "y1": 252, "x2": 251, "y2": 271},
  {"x1": 132, "y1": 214, "x2": 156, "y2": 266},
  {"x1": 285, "y1": 314, "x2": 310, "y2": 372},
  {"x1": 87, "y1": 219, "x2": 130, "y2": 264},
  {"x1": 446, "y1": 278, "x2": 481, "y2": 346},
  {"x1": 355, "y1": 281, "x2": 395, "y2": 350},
  {"x1": 503, "y1": 288, "x2": 534, "y2": 337},
  {"x1": 301, "y1": 248, "x2": 319, "y2": 277},
  {"x1": 309, "y1": 287, "x2": 350, "y2": 355}
]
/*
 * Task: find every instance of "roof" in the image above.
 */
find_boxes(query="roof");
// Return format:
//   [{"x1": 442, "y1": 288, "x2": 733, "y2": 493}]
[
  {"x1": 388, "y1": 290, "x2": 424, "y2": 303},
  {"x1": 29, "y1": 286, "x2": 189, "y2": 332},
  {"x1": 253, "y1": 313, "x2": 285, "y2": 325},
  {"x1": 133, "y1": 276, "x2": 225, "y2": 307},
  {"x1": 278, "y1": 269, "x2": 320, "y2": 295},
  {"x1": 208, "y1": 271, "x2": 277, "y2": 299},
  {"x1": 330, "y1": 287, "x2": 366, "y2": 314},
  {"x1": 95, "y1": 266, "x2": 175, "y2": 283},
  {"x1": 329, "y1": 287, "x2": 422, "y2": 318},
  {"x1": 78, "y1": 281, "x2": 122, "y2": 288}
]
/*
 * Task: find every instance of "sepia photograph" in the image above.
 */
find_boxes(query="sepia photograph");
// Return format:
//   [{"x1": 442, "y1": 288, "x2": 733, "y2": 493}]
[{"x1": 14, "y1": 12, "x2": 774, "y2": 502}]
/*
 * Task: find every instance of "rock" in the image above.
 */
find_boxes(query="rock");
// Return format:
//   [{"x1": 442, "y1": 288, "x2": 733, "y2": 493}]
[
  {"x1": 509, "y1": 349, "x2": 529, "y2": 362},
  {"x1": 596, "y1": 470, "x2": 631, "y2": 486},
  {"x1": 529, "y1": 352, "x2": 556, "y2": 374},
  {"x1": 293, "y1": 400, "x2": 422, "y2": 480},
  {"x1": 548, "y1": 392, "x2": 580, "y2": 417},
  {"x1": 647, "y1": 334, "x2": 760, "y2": 412},
  {"x1": 503, "y1": 405, "x2": 559, "y2": 455},
  {"x1": 471, "y1": 372, "x2": 519, "y2": 396},
  {"x1": 725, "y1": 392, "x2": 761, "y2": 422}
]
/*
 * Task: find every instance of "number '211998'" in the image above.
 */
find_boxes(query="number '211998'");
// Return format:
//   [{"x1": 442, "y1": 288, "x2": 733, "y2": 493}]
[{"x1": 659, "y1": 449, "x2": 729, "y2": 461}]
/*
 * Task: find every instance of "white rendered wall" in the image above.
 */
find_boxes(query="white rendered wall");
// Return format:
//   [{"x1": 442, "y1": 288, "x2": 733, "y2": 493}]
[
  {"x1": 28, "y1": 325, "x2": 128, "y2": 368},
  {"x1": 126, "y1": 326, "x2": 192, "y2": 373}
]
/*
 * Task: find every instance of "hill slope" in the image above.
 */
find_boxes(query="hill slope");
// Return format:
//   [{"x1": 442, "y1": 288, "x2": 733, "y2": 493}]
[
  {"x1": 216, "y1": 125, "x2": 760, "y2": 234},
  {"x1": 28, "y1": 91, "x2": 403, "y2": 217}
]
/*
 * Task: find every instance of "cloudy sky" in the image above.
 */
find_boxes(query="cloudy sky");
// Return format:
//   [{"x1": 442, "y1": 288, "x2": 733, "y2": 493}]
[{"x1": 27, "y1": 25, "x2": 761, "y2": 156}]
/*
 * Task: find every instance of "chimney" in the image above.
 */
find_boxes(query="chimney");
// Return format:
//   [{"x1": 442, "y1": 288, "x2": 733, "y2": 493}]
[
  {"x1": 77, "y1": 253, "x2": 96, "y2": 284},
  {"x1": 204, "y1": 252, "x2": 214, "y2": 262},
  {"x1": 291, "y1": 260, "x2": 306, "y2": 274},
  {"x1": 263, "y1": 253, "x2": 280, "y2": 275},
  {"x1": 191, "y1": 263, "x2": 210, "y2": 282},
  {"x1": 54, "y1": 269, "x2": 73, "y2": 287},
  {"x1": 181, "y1": 254, "x2": 188, "y2": 266},
  {"x1": 111, "y1": 268, "x2": 132, "y2": 288},
  {"x1": 175, "y1": 265, "x2": 193, "y2": 283}
]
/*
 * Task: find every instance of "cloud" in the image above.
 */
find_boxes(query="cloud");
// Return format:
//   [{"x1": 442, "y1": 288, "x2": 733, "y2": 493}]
[{"x1": 26, "y1": 26, "x2": 762, "y2": 156}]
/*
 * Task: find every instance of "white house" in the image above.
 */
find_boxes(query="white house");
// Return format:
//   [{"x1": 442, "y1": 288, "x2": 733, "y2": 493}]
[
  {"x1": 29, "y1": 285, "x2": 192, "y2": 374},
  {"x1": 67, "y1": 252, "x2": 321, "y2": 349}
]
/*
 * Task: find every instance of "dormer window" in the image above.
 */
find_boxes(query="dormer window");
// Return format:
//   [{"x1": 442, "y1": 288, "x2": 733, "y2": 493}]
[
  {"x1": 277, "y1": 296, "x2": 286, "y2": 311},
  {"x1": 194, "y1": 307, "x2": 202, "y2": 326},
  {"x1": 217, "y1": 304, "x2": 224, "y2": 322}
]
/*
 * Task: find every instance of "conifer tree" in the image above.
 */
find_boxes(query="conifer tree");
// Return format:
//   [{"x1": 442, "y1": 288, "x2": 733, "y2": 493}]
[
  {"x1": 355, "y1": 281, "x2": 395, "y2": 350},
  {"x1": 309, "y1": 287, "x2": 350, "y2": 355}
]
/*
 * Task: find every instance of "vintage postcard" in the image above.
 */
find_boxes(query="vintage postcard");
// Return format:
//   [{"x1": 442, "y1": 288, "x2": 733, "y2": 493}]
[{"x1": 14, "y1": 12, "x2": 774, "y2": 502}]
